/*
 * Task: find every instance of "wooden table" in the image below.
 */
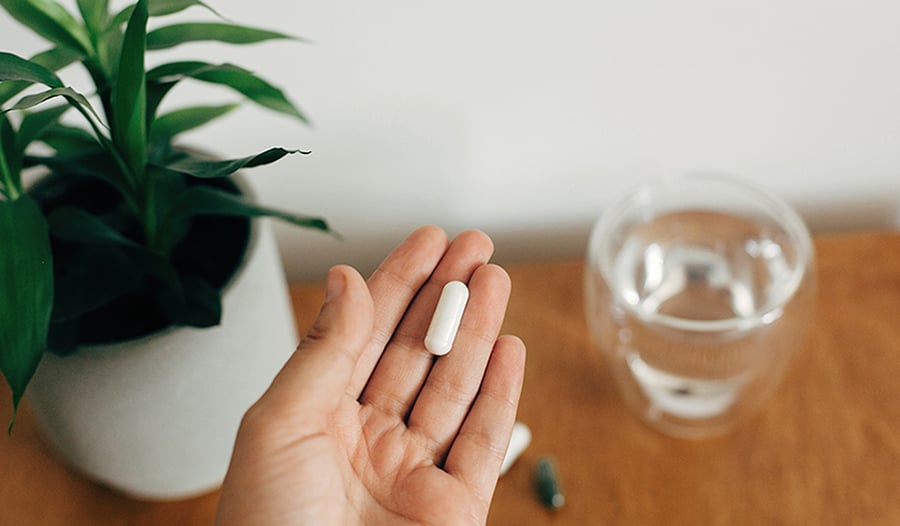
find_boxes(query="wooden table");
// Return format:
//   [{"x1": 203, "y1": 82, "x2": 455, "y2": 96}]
[{"x1": 1, "y1": 231, "x2": 899, "y2": 525}]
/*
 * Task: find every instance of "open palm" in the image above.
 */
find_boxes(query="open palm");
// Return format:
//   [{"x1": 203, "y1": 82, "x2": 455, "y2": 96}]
[{"x1": 216, "y1": 227, "x2": 526, "y2": 526}]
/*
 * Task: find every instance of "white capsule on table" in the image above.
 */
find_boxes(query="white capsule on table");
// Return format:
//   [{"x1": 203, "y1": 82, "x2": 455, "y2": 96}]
[
  {"x1": 424, "y1": 280, "x2": 469, "y2": 356},
  {"x1": 500, "y1": 422, "x2": 532, "y2": 475}
]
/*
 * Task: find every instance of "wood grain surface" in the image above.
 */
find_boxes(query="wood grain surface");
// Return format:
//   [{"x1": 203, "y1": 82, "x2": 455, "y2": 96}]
[{"x1": 1, "y1": 231, "x2": 898, "y2": 525}]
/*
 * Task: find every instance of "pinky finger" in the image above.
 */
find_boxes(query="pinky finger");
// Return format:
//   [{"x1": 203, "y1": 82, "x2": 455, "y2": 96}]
[{"x1": 443, "y1": 335, "x2": 526, "y2": 510}]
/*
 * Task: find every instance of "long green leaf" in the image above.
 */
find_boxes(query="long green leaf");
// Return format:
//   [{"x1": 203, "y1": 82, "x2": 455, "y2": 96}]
[
  {"x1": 35, "y1": 123, "x2": 98, "y2": 154},
  {"x1": 16, "y1": 104, "x2": 71, "y2": 150},
  {"x1": 108, "y1": 5, "x2": 134, "y2": 27},
  {"x1": 191, "y1": 64, "x2": 307, "y2": 122},
  {"x1": 111, "y1": 0, "x2": 217, "y2": 25},
  {"x1": 149, "y1": 0, "x2": 217, "y2": 17},
  {"x1": 0, "y1": 48, "x2": 80, "y2": 107},
  {"x1": 0, "y1": 116, "x2": 16, "y2": 198},
  {"x1": 76, "y1": 0, "x2": 108, "y2": 37},
  {"x1": 145, "y1": 80, "x2": 177, "y2": 125},
  {"x1": 29, "y1": 149, "x2": 134, "y2": 207},
  {"x1": 160, "y1": 147, "x2": 307, "y2": 179},
  {"x1": 77, "y1": 1, "x2": 112, "y2": 78},
  {"x1": 169, "y1": 185, "x2": 330, "y2": 232},
  {"x1": 159, "y1": 275, "x2": 221, "y2": 327},
  {"x1": 147, "y1": 166, "x2": 189, "y2": 251},
  {"x1": 0, "y1": 196, "x2": 53, "y2": 432},
  {"x1": 0, "y1": 85, "x2": 101, "y2": 173},
  {"x1": 0, "y1": 51, "x2": 63, "y2": 88},
  {"x1": 145, "y1": 60, "x2": 209, "y2": 122},
  {"x1": 146, "y1": 61, "x2": 308, "y2": 123},
  {"x1": 4, "y1": 87, "x2": 100, "y2": 126},
  {"x1": 146, "y1": 23, "x2": 300, "y2": 51},
  {"x1": 7, "y1": 103, "x2": 71, "y2": 176},
  {"x1": 48, "y1": 206, "x2": 142, "y2": 248},
  {"x1": 145, "y1": 60, "x2": 208, "y2": 81},
  {"x1": 149, "y1": 103, "x2": 239, "y2": 144},
  {"x1": 112, "y1": 0, "x2": 148, "y2": 179},
  {"x1": 98, "y1": 14, "x2": 125, "y2": 81},
  {"x1": 0, "y1": 115, "x2": 13, "y2": 152},
  {"x1": 46, "y1": 206, "x2": 185, "y2": 302},
  {"x1": 51, "y1": 246, "x2": 141, "y2": 321},
  {"x1": 0, "y1": 0, "x2": 91, "y2": 55}
]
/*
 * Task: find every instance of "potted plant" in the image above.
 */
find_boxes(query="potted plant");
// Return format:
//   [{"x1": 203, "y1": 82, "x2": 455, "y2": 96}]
[{"x1": 0, "y1": 0, "x2": 328, "y2": 499}]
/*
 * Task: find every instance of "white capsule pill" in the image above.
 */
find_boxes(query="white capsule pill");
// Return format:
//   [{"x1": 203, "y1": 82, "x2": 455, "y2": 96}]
[
  {"x1": 500, "y1": 422, "x2": 532, "y2": 475},
  {"x1": 424, "y1": 280, "x2": 469, "y2": 356}
]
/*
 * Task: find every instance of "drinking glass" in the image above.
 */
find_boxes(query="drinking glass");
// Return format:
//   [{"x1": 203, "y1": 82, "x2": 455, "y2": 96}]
[{"x1": 584, "y1": 175, "x2": 816, "y2": 438}]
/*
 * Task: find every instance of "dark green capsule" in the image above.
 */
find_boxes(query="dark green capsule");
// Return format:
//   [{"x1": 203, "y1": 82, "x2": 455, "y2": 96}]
[{"x1": 535, "y1": 456, "x2": 565, "y2": 510}]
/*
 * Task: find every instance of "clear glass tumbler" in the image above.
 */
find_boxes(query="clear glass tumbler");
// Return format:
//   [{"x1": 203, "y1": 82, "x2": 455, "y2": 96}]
[{"x1": 584, "y1": 175, "x2": 816, "y2": 438}]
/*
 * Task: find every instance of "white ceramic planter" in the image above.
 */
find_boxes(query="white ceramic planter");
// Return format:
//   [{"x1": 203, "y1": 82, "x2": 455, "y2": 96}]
[{"x1": 26, "y1": 216, "x2": 298, "y2": 500}]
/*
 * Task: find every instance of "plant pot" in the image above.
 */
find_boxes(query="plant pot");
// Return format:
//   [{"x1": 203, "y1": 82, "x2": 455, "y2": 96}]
[{"x1": 25, "y1": 213, "x2": 298, "y2": 500}]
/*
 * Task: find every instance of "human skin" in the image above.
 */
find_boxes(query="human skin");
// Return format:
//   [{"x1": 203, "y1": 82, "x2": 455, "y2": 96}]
[{"x1": 215, "y1": 226, "x2": 526, "y2": 526}]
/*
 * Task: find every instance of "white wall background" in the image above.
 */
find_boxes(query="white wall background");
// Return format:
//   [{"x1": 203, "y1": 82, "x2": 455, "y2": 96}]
[{"x1": 4, "y1": 0, "x2": 900, "y2": 280}]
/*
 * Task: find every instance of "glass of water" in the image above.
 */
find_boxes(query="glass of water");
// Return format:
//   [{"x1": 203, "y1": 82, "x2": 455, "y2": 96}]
[{"x1": 584, "y1": 175, "x2": 816, "y2": 438}]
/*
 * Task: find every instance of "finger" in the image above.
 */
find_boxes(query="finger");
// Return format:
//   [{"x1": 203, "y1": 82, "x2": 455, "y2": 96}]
[
  {"x1": 347, "y1": 226, "x2": 449, "y2": 398},
  {"x1": 258, "y1": 265, "x2": 373, "y2": 430},
  {"x1": 359, "y1": 230, "x2": 494, "y2": 418},
  {"x1": 443, "y1": 335, "x2": 526, "y2": 513},
  {"x1": 407, "y1": 264, "x2": 512, "y2": 461}
]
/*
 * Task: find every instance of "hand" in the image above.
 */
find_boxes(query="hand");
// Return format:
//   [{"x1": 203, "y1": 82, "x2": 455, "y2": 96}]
[{"x1": 215, "y1": 226, "x2": 526, "y2": 526}]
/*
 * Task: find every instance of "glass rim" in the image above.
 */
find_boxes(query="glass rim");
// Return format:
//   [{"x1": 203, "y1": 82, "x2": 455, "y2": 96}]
[{"x1": 588, "y1": 174, "x2": 815, "y2": 332}]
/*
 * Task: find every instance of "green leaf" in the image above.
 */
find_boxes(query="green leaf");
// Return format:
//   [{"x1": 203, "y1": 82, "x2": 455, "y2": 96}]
[
  {"x1": 191, "y1": 64, "x2": 308, "y2": 123},
  {"x1": 109, "y1": 5, "x2": 133, "y2": 27},
  {"x1": 159, "y1": 275, "x2": 221, "y2": 327},
  {"x1": 4, "y1": 87, "x2": 101, "y2": 126},
  {"x1": 148, "y1": 0, "x2": 217, "y2": 17},
  {"x1": 111, "y1": 0, "x2": 148, "y2": 179},
  {"x1": 149, "y1": 103, "x2": 239, "y2": 144},
  {"x1": 16, "y1": 104, "x2": 71, "y2": 149},
  {"x1": 0, "y1": 116, "x2": 14, "y2": 196},
  {"x1": 50, "y1": 246, "x2": 141, "y2": 321},
  {"x1": 145, "y1": 166, "x2": 189, "y2": 251},
  {"x1": 0, "y1": 51, "x2": 63, "y2": 89},
  {"x1": 46, "y1": 206, "x2": 182, "y2": 295},
  {"x1": 146, "y1": 22, "x2": 300, "y2": 51},
  {"x1": 146, "y1": 61, "x2": 308, "y2": 123},
  {"x1": 76, "y1": 2, "x2": 112, "y2": 79},
  {"x1": 108, "y1": 5, "x2": 135, "y2": 28},
  {"x1": 5, "y1": 103, "x2": 71, "y2": 176},
  {"x1": 47, "y1": 206, "x2": 140, "y2": 248},
  {"x1": 169, "y1": 185, "x2": 330, "y2": 232},
  {"x1": 36, "y1": 123, "x2": 98, "y2": 154},
  {"x1": 0, "y1": 47, "x2": 81, "y2": 107},
  {"x1": 28, "y1": 147, "x2": 129, "y2": 197},
  {"x1": 145, "y1": 60, "x2": 208, "y2": 81},
  {"x1": 145, "y1": 80, "x2": 177, "y2": 126},
  {"x1": 0, "y1": 0, "x2": 91, "y2": 55},
  {"x1": 144, "y1": 61, "x2": 210, "y2": 122},
  {"x1": 112, "y1": 0, "x2": 219, "y2": 25},
  {"x1": 160, "y1": 147, "x2": 307, "y2": 179},
  {"x1": 77, "y1": 0, "x2": 108, "y2": 37},
  {"x1": 97, "y1": 18, "x2": 125, "y2": 82},
  {"x1": 0, "y1": 197, "x2": 53, "y2": 431},
  {"x1": 29, "y1": 150, "x2": 135, "y2": 207}
]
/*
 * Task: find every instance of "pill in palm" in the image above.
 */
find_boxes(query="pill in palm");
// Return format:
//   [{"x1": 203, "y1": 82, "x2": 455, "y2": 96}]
[{"x1": 424, "y1": 281, "x2": 469, "y2": 356}]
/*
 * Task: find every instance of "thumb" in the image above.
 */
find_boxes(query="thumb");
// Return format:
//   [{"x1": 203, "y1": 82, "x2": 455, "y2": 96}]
[{"x1": 261, "y1": 265, "x2": 374, "y2": 422}]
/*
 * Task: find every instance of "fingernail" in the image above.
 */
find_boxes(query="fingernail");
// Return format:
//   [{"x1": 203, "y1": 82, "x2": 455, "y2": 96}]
[{"x1": 325, "y1": 267, "x2": 345, "y2": 303}]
